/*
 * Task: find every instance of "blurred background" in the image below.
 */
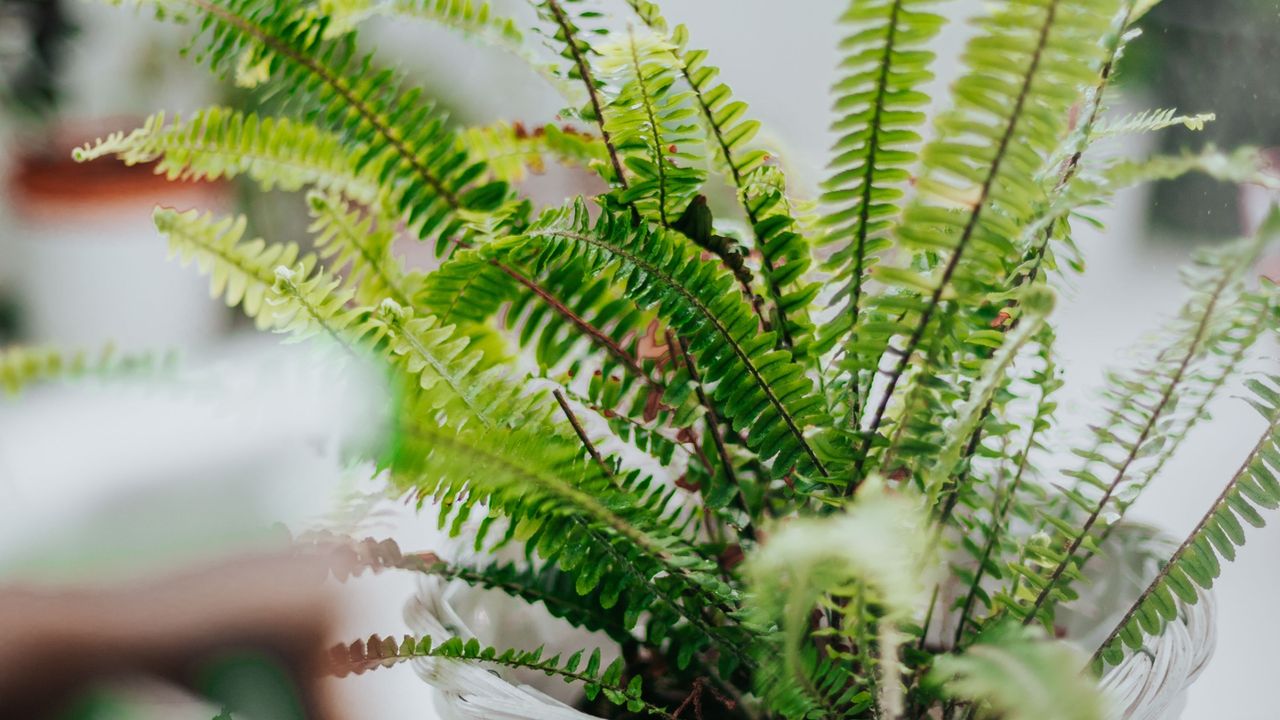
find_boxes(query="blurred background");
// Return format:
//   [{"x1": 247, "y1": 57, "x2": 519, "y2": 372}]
[{"x1": 1, "y1": 0, "x2": 1278, "y2": 718}]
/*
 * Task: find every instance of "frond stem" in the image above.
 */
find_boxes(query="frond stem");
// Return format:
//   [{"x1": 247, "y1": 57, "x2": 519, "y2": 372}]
[{"x1": 554, "y1": 388, "x2": 613, "y2": 476}]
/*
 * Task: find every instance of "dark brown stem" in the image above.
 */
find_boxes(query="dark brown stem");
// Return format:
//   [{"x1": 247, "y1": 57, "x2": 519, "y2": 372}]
[
  {"x1": 667, "y1": 330, "x2": 756, "y2": 538},
  {"x1": 493, "y1": 261, "x2": 661, "y2": 394},
  {"x1": 554, "y1": 388, "x2": 612, "y2": 476}
]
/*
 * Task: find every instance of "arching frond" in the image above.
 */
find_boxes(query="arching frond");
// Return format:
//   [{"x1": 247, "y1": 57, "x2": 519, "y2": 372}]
[
  {"x1": 1003, "y1": 220, "x2": 1278, "y2": 628},
  {"x1": 856, "y1": 0, "x2": 1125, "y2": 478},
  {"x1": 74, "y1": 107, "x2": 382, "y2": 205},
  {"x1": 113, "y1": 0, "x2": 514, "y2": 249},
  {"x1": 329, "y1": 634, "x2": 670, "y2": 717},
  {"x1": 1091, "y1": 376, "x2": 1280, "y2": 670},
  {"x1": 153, "y1": 207, "x2": 318, "y2": 330},
  {"x1": 305, "y1": 191, "x2": 411, "y2": 308}
]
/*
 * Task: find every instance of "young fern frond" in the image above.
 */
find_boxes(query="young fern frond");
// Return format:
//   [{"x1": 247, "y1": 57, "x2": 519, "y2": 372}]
[
  {"x1": 73, "y1": 107, "x2": 383, "y2": 205},
  {"x1": 154, "y1": 207, "x2": 319, "y2": 330},
  {"x1": 597, "y1": 29, "x2": 705, "y2": 228},
  {"x1": 329, "y1": 634, "x2": 670, "y2": 718},
  {"x1": 306, "y1": 191, "x2": 411, "y2": 308},
  {"x1": 929, "y1": 623, "x2": 1104, "y2": 720},
  {"x1": 1093, "y1": 107, "x2": 1216, "y2": 138},
  {"x1": 1104, "y1": 144, "x2": 1280, "y2": 192},
  {"x1": 819, "y1": 0, "x2": 943, "y2": 425},
  {"x1": 1090, "y1": 375, "x2": 1280, "y2": 670}
]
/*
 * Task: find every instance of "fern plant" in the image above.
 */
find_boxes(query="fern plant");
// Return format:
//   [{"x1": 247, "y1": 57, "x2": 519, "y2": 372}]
[{"x1": 14, "y1": 0, "x2": 1280, "y2": 717}]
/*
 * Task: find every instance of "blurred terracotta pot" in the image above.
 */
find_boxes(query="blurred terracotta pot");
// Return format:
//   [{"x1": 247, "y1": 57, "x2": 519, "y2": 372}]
[{"x1": 6, "y1": 124, "x2": 229, "y2": 352}]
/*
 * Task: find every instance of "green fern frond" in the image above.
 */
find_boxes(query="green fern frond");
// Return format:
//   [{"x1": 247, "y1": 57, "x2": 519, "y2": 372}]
[
  {"x1": 310, "y1": 533, "x2": 639, "y2": 644},
  {"x1": 1105, "y1": 144, "x2": 1280, "y2": 191},
  {"x1": 950, "y1": 331, "x2": 1063, "y2": 646},
  {"x1": 460, "y1": 121, "x2": 607, "y2": 184},
  {"x1": 392, "y1": 410, "x2": 756, "y2": 674},
  {"x1": 597, "y1": 28, "x2": 705, "y2": 227},
  {"x1": 491, "y1": 199, "x2": 833, "y2": 480},
  {"x1": 415, "y1": 244, "x2": 668, "y2": 426},
  {"x1": 920, "y1": 288, "x2": 1053, "y2": 506},
  {"x1": 533, "y1": 0, "x2": 629, "y2": 188},
  {"x1": 267, "y1": 264, "x2": 373, "y2": 352},
  {"x1": 858, "y1": 0, "x2": 1125, "y2": 471},
  {"x1": 73, "y1": 107, "x2": 383, "y2": 205},
  {"x1": 1091, "y1": 375, "x2": 1280, "y2": 670},
  {"x1": 329, "y1": 634, "x2": 670, "y2": 717},
  {"x1": 623, "y1": 7, "x2": 817, "y2": 355},
  {"x1": 118, "y1": 0, "x2": 513, "y2": 248},
  {"x1": 373, "y1": 299, "x2": 536, "y2": 429},
  {"x1": 819, "y1": 0, "x2": 943, "y2": 425},
  {"x1": 153, "y1": 207, "x2": 318, "y2": 330},
  {"x1": 741, "y1": 167, "x2": 821, "y2": 362},
  {"x1": 1006, "y1": 220, "x2": 1277, "y2": 628},
  {"x1": 305, "y1": 191, "x2": 411, "y2": 307}
]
